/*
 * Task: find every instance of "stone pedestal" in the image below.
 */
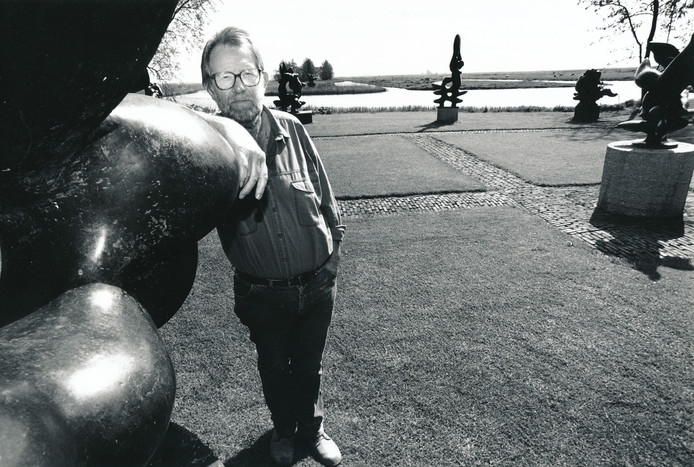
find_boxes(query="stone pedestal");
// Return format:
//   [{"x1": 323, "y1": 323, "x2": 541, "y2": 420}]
[
  {"x1": 597, "y1": 140, "x2": 694, "y2": 218},
  {"x1": 293, "y1": 110, "x2": 313, "y2": 125},
  {"x1": 436, "y1": 107, "x2": 459, "y2": 123}
]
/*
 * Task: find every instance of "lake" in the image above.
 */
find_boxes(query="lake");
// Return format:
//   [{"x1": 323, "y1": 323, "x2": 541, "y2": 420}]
[{"x1": 176, "y1": 80, "x2": 643, "y2": 110}]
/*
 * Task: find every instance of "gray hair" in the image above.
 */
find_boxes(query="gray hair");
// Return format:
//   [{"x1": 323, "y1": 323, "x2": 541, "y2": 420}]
[{"x1": 201, "y1": 26, "x2": 265, "y2": 87}]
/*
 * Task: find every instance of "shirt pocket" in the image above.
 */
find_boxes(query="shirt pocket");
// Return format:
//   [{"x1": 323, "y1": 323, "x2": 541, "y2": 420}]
[{"x1": 291, "y1": 179, "x2": 321, "y2": 227}]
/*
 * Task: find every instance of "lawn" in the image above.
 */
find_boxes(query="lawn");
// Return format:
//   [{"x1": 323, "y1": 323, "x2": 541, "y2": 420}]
[
  {"x1": 313, "y1": 135, "x2": 485, "y2": 198},
  {"x1": 433, "y1": 128, "x2": 620, "y2": 186},
  {"x1": 154, "y1": 208, "x2": 693, "y2": 466}
]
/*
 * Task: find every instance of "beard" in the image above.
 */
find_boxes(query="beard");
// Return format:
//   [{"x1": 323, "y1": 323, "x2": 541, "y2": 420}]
[{"x1": 218, "y1": 96, "x2": 262, "y2": 129}]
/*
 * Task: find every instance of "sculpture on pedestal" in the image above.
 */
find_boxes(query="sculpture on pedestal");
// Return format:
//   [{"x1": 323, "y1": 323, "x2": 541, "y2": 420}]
[
  {"x1": 571, "y1": 69, "x2": 617, "y2": 123},
  {"x1": 274, "y1": 62, "x2": 306, "y2": 113},
  {"x1": 617, "y1": 34, "x2": 694, "y2": 148},
  {"x1": 595, "y1": 33, "x2": 694, "y2": 219},
  {"x1": 433, "y1": 34, "x2": 467, "y2": 122},
  {"x1": 0, "y1": 2, "x2": 242, "y2": 464},
  {"x1": 273, "y1": 62, "x2": 312, "y2": 123}
]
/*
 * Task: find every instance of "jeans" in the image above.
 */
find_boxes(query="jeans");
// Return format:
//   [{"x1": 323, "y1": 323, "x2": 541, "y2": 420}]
[{"x1": 233, "y1": 265, "x2": 337, "y2": 436}]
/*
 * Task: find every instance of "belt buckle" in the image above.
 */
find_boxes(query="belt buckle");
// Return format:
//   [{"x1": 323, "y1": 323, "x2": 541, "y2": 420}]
[{"x1": 286, "y1": 275, "x2": 302, "y2": 287}]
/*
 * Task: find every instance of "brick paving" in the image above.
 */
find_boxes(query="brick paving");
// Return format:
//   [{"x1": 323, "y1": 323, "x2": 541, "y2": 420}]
[{"x1": 327, "y1": 130, "x2": 694, "y2": 264}]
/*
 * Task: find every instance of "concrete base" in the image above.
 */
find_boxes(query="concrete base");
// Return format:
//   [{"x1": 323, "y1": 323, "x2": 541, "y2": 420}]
[
  {"x1": 293, "y1": 110, "x2": 313, "y2": 125},
  {"x1": 436, "y1": 107, "x2": 458, "y2": 123},
  {"x1": 597, "y1": 140, "x2": 694, "y2": 218}
]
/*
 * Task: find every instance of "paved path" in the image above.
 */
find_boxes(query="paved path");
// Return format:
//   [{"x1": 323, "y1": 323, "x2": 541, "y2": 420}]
[{"x1": 309, "y1": 114, "x2": 694, "y2": 268}]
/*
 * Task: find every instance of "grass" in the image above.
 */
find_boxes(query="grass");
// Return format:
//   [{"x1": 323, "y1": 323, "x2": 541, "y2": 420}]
[
  {"x1": 306, "y1": 102, "x2": 637, "y2": 114},
  {"x1": 155, "y1": 208, "x2": 693, "y2": 466},
  {"x1": 312, "y1": 135, "x2": 485, "y2": 198},
  {"x1": 181, "y1": 102, "x2": 638, "y2": 116}
]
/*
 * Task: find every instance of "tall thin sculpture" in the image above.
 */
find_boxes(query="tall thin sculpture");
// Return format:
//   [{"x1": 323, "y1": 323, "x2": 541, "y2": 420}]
[{"x1": 434, "y1": 35, "x2": 467, "y2": 107}]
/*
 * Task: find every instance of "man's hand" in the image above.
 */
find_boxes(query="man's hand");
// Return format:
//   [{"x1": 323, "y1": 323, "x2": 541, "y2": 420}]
[
  {"x1": 197, "y1": 112, "x2": 268, "y2": 200},
  {"x1": 325, "y1": 241, "x2": 341, "y2": 276}
]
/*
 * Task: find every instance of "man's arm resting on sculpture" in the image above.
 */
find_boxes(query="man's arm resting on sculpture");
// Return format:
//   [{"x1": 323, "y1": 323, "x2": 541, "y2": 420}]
[{"x1": 196, "y1": 111, "x2": 268, "y2": 200}]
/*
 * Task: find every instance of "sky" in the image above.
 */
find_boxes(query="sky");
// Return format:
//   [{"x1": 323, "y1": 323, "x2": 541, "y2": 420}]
[{"x1": 179, "y1": 0, "x2": 643, "y2": 80}]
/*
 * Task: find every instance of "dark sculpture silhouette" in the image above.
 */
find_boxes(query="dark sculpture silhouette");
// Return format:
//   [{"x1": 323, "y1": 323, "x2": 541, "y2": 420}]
[
  {"x1": 274, "y1": 62, "x2": 306, "y2": 113},
  {"x1": 0, "y1": 2, "x2": 242, "y2": 464},
  {"x1": 617, "y1": 33, "x2": 694, "y2": 148},
  {"x1": 131, "y1": 70, "x2": 163, "y2": 98},
  {"x1": 433, "y1": 34, "x2": 467, "y2": 108},
  {"x1": 571, "y1": 69, "x2": 617, "y2": 123}
]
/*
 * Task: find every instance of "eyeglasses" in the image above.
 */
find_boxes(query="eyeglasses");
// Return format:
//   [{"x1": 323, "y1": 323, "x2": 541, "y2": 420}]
[{"x1": 211, "y1": 68, "x2": 263, "y2": 90}]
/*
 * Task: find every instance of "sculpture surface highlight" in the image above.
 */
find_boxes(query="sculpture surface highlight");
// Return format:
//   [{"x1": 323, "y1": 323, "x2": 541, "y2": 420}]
[
  {"x1": 572, "y1": 69, "x2": 617, "y2": 123},
  {"x1": 0, "y1": 1, "x2": 242, "y2": 464},
  {"x1": 617, "y1": 33, "x2": 694, "y2": 148}
]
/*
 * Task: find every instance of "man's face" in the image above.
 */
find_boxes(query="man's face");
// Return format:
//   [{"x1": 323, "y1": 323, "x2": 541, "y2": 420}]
[{"x1": 206, "y1": 44, "x2": 267, "y2": 127}]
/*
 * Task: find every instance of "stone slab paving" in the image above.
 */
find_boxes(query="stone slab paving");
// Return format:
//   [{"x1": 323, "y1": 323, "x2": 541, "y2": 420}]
[{"x1": 330, "y1": 129, "x2": 694, "y2": 265}]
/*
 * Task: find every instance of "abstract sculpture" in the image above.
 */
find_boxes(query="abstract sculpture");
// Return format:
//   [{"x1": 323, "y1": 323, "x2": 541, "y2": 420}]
[
  {"x1": 274, "y1": 62, "x2": 306, "y2": 113},
  {"x1": 0, "y1": 2, "x2": 242, "y2": 464},
  {"x1": 571, "y1": 69, "x2": 617, "y2": 123},
  {"x1": 433, "y1": 34, "x2": 467, "y2": 122},
  {"x1": 273, "y1": 62, "x2": 312, "y2": 123},
  {"x1": 617, "y1": 33, "x2": 694, "y2": 148}
]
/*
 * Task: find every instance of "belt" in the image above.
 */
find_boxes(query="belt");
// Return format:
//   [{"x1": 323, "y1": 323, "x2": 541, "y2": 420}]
[{"x1": 235, "y1": 264, "x2": 324, "y2": 288}]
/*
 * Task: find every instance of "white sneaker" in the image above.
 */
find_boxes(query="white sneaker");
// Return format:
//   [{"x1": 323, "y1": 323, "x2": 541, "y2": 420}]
[{"x1": 308, "y1": 429, "x2": 342, "y2": 466}]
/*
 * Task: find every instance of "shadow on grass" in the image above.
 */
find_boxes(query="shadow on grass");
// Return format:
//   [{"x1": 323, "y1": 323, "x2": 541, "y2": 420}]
[
  {"x1": 415, "y1": 119, "x2": 458, "y2": 132},
  {"x1": 590, "y1": 208, "x2": 694, "y2": 280},
  {"x1": 147, "y1": 422, "x2": 221, "y2": 467},
  {"x1": 223, "y1": 429, "x2": 313, "y2": 467}
]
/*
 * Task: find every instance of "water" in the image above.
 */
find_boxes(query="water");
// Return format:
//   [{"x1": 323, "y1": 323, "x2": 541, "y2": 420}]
[{"x1": 177, "y1": 81, "x2": 642, "y2": 110}]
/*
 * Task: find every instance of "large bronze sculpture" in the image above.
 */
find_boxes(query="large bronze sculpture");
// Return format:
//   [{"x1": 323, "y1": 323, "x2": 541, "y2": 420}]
[
  {"x1": 433, "y1": 34, "x2": 467, "y2": 122},
  {"x1": 274, "y1": 62, "x2": 306, "y2": 113},
  {"x1": 0, "y1": 2, "x2": 242, "y2": 464},
  {"x1": 596, "y1": 34, "x2": 694, "y2": 218},
  {"x1": 571, "y1": 69, "x2": 617, "y2": 123},
  {"x1": 618, "y1": 34, "x2": 694, "y2": 147}
]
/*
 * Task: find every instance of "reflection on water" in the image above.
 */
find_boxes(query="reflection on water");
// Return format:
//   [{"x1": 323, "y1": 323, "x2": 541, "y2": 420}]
[{"x1": 177, "y1": 81, "x2": 641, "y2": 110}]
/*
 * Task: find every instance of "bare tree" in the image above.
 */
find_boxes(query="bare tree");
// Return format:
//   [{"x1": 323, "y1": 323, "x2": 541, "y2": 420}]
[
  {"x1": 149, "y1": 0, "x2": 219, "y2": 81},
  {"x1": 579, "y1": 0, "x2": 694, "y2": 62}
]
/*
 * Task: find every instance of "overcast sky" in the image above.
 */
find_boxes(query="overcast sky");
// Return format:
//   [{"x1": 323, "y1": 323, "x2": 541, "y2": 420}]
[{"x1": 179, "y1": 0, "x2": 645, "y2": 79}]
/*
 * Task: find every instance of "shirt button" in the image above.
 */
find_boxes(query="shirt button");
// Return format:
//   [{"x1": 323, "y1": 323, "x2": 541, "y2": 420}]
[{"x1": 278, "y1": 233, "x2": 283, "y2": 238}]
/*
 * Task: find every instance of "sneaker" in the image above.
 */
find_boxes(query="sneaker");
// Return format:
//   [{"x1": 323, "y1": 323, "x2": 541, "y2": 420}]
[
  {"x1": 307, "y1": 429, "x2": 342, "y2": 466},
  {"x1": 270, "y1": 429, "x2": 295, "y2": 466}
]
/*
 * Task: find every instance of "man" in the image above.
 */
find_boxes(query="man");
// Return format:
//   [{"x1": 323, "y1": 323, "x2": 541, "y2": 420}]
[{"x1": 201, "y1": 27, "x2": 345, "y2": 466}]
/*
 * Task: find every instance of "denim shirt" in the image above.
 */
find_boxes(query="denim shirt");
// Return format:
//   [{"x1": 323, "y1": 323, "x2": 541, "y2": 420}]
[{"x1": 217, "y1": 107, "x2": 345, "y2": 279}]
